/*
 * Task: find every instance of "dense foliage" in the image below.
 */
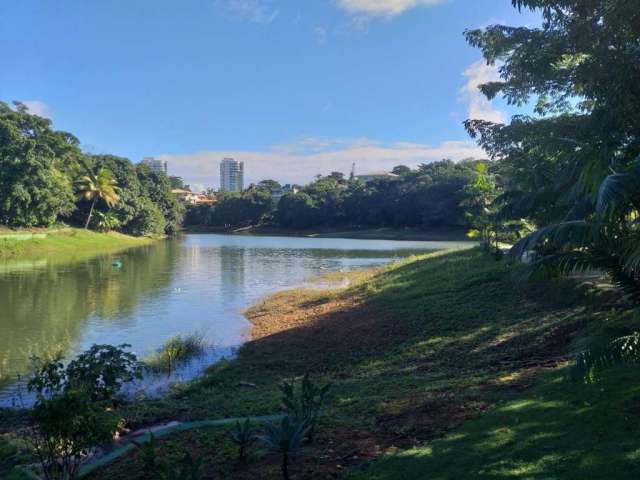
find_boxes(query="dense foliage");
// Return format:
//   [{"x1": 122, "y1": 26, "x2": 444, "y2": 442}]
[
  {"x1": 465, "y1": 0, "x2": 640, "y2": 294},
  {"x1": 0, "y1": 102, "x2": 183, "y2": 235},
  {"x1": 186, "y1": 159, "x2": 488, "y2": 232},
  {"x1": 25, "y1": 344, "x2": 141, "y2": 480}
]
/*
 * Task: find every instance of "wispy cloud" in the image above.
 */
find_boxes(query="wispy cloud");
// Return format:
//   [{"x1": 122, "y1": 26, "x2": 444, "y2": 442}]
[
  {"x1": 159, "y1": 136, "x2": 485, "y2": 189},
  {"x1": 22, "y1": 100, "x2": 53, "y2": 119},
  {"x1": 334, "y1": 0, "x2": 446, "y2": 19},
  {"x1": 461, "y1": 60, "x2": 506, "y2": 124},
  {"x1": 215, "y1": 0, "x2": 278, "y2": 24},
  {"x1": 312, "y1": 25, "x2": 328, "y2": 46}
]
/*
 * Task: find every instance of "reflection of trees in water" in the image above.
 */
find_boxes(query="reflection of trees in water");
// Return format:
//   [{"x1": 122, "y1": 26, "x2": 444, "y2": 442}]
[
  {"x1": 0, "y1": 241, "x2": 177, "y2": 383},
  {"x1": 220, "y1": 247, "x2": 246, "y2": 297}
]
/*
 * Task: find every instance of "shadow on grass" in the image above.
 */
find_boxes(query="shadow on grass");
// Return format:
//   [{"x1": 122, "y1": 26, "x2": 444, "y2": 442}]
[
  {"x1": 348, "y1": 367, "x2": 640, "y2": 479},
  {"x1": 109, "y1": 248, "x2": 640, "y2": 479}
]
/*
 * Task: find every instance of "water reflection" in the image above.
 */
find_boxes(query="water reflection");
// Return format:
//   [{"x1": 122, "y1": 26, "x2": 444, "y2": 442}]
[{"x1": 0, "y1": 242, "x2": 176, "y2": 386}]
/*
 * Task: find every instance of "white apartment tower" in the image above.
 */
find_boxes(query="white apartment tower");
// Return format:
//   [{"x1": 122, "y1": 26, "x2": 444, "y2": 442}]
[
  {"x1": 220, "y1": 158, "x2": 244, "y2": 192},
  {"x1": 142, "y1": 157, "x2": 168, "y2": 175}
]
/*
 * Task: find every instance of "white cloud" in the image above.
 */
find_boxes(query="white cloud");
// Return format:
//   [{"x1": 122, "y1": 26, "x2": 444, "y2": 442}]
[
  {"x1": 312, "y1": 25, "x2": 328, "y2": 46},
  {"x1": 461, "y1": 60, "x2": 506, "y2": 124},
  {"x1": 158, "y1": 137, "x2": 485, "y2": 189},
  {"x1": 334, "y1": 0, "x2": 445, "y2": 18},
  {"x1": 22, "y1": 100, "x2": 53, "y2": 119},
  {"x1": 216, "y1": 0, "x2": 278, "y2": 23}
]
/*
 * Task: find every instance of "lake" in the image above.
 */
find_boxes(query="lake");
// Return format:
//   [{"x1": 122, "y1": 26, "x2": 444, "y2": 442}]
[{"x1": 0, "y1": 234, "x2": 473, "y2": 405}]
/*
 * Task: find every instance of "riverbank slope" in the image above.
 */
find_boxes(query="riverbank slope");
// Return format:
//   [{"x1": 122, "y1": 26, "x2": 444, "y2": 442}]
[
  {"x1": 80, "y1": 248, "x2": 640, "y2": 479},
  {"x1": 0, "y1": 228, "x2": 154, "y2": 260}
]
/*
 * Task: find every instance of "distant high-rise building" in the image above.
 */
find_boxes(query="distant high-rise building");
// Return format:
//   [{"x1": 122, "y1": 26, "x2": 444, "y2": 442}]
[
  {"x1": 142, "y1": 157, "x2": 168, "y2": 175},
  {"x1": 220, "y1": 158, "x2": 244, "y2": 192}
]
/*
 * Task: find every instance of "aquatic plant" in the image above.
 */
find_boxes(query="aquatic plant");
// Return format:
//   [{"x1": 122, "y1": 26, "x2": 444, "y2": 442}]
[{"x1": 145, "y1": 333, "x2": 206, "y2": 373}]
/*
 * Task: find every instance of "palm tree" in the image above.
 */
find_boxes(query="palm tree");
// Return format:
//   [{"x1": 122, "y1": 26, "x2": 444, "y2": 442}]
[
  {"x1": 75, "y1": 167, "x2": 120, "y2": 229},
  {"x1": 510, "y1": 163, "x2": 640, "y2": 298}
]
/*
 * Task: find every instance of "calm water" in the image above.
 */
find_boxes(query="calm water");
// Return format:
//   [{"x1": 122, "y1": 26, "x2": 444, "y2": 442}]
[{"x1": 0, "y1": 234, "x2": 473, "y2": 405}]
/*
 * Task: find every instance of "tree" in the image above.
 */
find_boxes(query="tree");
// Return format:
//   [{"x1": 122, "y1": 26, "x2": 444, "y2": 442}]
[
  {"x1": 391, "y1": 165, "x2": 412, "y2": 177},
  {"x1": 168, "y1": 175, "x2": 186, "y2": 189},
  {"x1": 274, "y1": 192, "x2": 318, "y2": 229},
  {"x1": 75, "y1": 165, "x2": 120, "y2": 229},
  {"x1": 257, "y1": 179, "x2": 281, "y2": 191},
  {"x1": 461, "y1": 162, "x2": 502, "y2": 251},
  {"x1": 464, "y1": 0, "x2": 640, "y2": 293},
  {"x1": 0, "y1": 102, "x2": 78, "y2": 227},
  {"x1": 136, "y1": 163, "x2": 185, "y2": 235}
]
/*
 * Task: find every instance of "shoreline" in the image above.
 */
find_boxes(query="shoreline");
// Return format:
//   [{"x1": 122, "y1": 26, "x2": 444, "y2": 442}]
[{"x1": 183, "y1": 225, "x2": 470, "y2": 242}]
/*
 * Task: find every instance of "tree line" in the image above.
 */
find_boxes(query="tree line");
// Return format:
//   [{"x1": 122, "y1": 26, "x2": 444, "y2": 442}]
[
  {"x1": 185, "y1": 159, "x2": 493, "y2": 233},
  {"x1": 0, "y1": 102, "x2": 184, "y2": 235}
]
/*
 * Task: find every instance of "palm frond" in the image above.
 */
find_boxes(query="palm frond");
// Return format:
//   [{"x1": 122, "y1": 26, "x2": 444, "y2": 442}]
[
  {"x1": 510, "y1": 220, "x2": 592, "y2": 260},
  {"x1": 571, "y1": 332, "x2": 640, "y2": 383},
  {"x1": 596, "y1": 170, "x2": 640, "y2": 217}
]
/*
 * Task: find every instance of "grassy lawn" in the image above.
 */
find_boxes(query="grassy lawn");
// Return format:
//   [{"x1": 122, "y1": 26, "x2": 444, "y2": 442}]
[
  {"x1": 0, "y1": 227, "x2": 153, "y2": 260},
  {"x1": 3, "y1": 248, "x2": 639, "y2": 479}
]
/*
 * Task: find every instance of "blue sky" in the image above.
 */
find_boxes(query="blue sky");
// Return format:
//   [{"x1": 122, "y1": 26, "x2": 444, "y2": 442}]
[{"x1": 0, "y1": 0, "x2": 539, "y2": 189}]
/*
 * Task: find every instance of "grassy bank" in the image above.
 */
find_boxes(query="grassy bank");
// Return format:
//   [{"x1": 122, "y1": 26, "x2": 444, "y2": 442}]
[
  {"x1": 184, "y1": 225, "x2": 471, "y2": 241},
  {"x1": 0, "y1": 228, "x2": 154, "y2": 260},
  {"x1": 75, "y1": 248, "x2": 640, "y2": 479},
  {"x1": 3, "y1": 248, "x2": 639, "y2": 479}
]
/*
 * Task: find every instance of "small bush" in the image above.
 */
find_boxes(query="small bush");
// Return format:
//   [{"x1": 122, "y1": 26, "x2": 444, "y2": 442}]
[
  {"x1": 21, "y1": 344, "x2": 141, "y2": 480},
  {"x1": 258, "y1": 416, "x2": 308, "y2": 480},
  {"x1": 228, "y1": 419, "x2": 257, "y2": 463},
  {"x1": 279, "y1": 372, "x2": 330, "y2": 440}
]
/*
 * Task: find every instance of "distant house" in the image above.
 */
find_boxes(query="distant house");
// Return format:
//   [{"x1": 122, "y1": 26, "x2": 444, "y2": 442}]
[
  {"x1": 355, "y1": 171, "x2": 399, "y2": 183},
  {"x1": 171, "y1": 189, "x2": 217, "y2": 206},
  {"x1": 270, "y1": 184, "x2": 299, "y2": 202}
]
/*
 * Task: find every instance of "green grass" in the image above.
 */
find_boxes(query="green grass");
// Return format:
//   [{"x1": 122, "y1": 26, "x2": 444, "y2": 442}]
[
  {"x1": 0, "y1": 228, "x2": 153, "y2": 260},
  {"x1": 144, "y1": 333, "x2": 207, "y2": 373},
  {"x1": 5, "y1": 248, "x2": 640, "y2": 479},
  {"x1": 347, "y1": 367, "x2": 640, "y2": 479}
]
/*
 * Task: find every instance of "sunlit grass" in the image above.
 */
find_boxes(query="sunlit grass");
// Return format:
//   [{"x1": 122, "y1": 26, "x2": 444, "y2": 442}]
[{"x1": 0, "y1": 228, "x2": 152, "y2": 260}]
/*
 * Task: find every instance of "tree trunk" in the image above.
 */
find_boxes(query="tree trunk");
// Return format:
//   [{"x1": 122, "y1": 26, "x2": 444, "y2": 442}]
[{"x1": 85, "y1": 197, "x2": 97, "y2": 229}]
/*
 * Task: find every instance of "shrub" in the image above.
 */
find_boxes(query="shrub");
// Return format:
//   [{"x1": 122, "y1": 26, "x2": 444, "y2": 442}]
[
  {"x1": 28, "y1": 390, "x2": 120, "y2": 480},
  {"x1": 22, "y1": 344, "x2": 141, "y2": 479},
  {"x1": 279, "y1": 372, "x2": 330, "y2": 441},
  {"x1": 258, "y1": 416, "x2": 308, "y2": 480},
  {"x1": 228, "y1": 419, "x2": 257, "y2": 463},
  {"x1": 65, "y1": 344, "x2": 142, "y2": 403},
  {"x1": 131, "y1": 432, "x2": 160, "y2": 478},
  {"x1": 159, "y1": 451, "x2": 203, "y2": 480}
]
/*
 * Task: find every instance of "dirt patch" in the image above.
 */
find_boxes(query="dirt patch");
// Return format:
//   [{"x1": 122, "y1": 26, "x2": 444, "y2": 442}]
[{"x1": 245, "y1": 291, "x2": 410, "y2": 365}]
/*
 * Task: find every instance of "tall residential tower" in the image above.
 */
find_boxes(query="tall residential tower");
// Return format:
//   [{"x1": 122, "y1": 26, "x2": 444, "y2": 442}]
[
  {"x1": 142, "y1": 157, "x2": 168, "y2": 175},
  {"x1": 219, "y1": 158, "x2": 244, "y2": 192}
]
